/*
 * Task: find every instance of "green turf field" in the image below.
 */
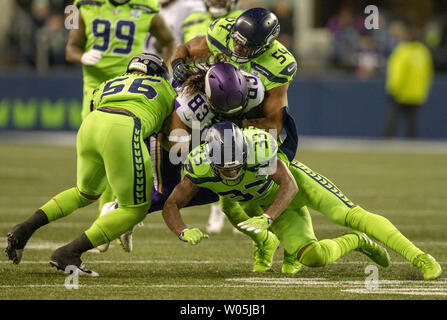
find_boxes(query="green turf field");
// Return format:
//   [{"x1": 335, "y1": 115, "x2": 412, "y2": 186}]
[{"x1": 0, "y1": 139, "x2": 446, "y2": 300}]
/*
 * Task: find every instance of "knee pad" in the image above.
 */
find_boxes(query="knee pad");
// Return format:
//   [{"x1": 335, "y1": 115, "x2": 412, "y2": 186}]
[{"x1": 298, "y1": 242, "x2": 329, "y2": 267}]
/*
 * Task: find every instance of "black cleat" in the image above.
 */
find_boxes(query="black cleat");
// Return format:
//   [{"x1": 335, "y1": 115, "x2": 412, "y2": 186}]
[
  {"x1": 50, "y1": 247, "x2": 99, "y2": 277},
  {"x1": 5, "y1": 224, "x2": 31, "y2": 264}
]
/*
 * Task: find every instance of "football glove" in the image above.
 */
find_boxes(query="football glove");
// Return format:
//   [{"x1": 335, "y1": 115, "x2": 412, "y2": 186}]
[
  {"x1": 81, "y1": 49, "x2": 103, "y2": 66},
  {"x1": 171, "y1": 58, "x2": 192, "y2": 84},
  {"x1": 178, "y1": 228, "x2": 209, "y2": 245},
  {"x1": 237, "y1": 214, "x2": 274, "y2": 234}
]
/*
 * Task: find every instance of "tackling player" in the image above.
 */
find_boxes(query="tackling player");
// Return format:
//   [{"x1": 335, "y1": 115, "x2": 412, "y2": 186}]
[
  {"x1": 162, "y1": 122, "x2": 442, "y2": 280},
  {"x1": 172, "y1": 7, "x2": 299, "y2": 234},
  {"x1": 6, "y1": 54, "x2": 177, "y2": 276},
  {"x1": 66, "y1": 0, "x2": 176, "y2": 229}
]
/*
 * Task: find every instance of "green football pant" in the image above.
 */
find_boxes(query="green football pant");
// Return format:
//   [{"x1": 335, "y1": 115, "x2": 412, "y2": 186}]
[
  {"x1": 40, "y1": 110, "x2": 153, "y2": 247},
  {"x1": 272, "y1": 160, "x2": 424, "y2": 265}
]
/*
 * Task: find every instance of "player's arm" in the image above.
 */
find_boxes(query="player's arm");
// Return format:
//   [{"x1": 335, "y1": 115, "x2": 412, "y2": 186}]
[
  {"x1": 238, "y1": 158, "x2": 297, "y2": 233},
  {"x1": 169, "y1": 36, "x2": 211, "y2": 84},
  {"x1": 149, "y1": 13, "x2": 176, "y2": 62},
  {"x1": 169, "y1": 35, "x2": 211, "y2": 65},
  {"x1": 243, "y1": 84, "x2": 289, "y2": 134},
  {"x1": 65, "y1": 11, "x2": 86, "y2": 64},
  {"x1": 162, "y1": 176, "x2": 208, "y2": 244},
  {"x1": 264, "y1": 158, "x2": 298, "y2": 220},
  {"x1": 159, "y1": 109, "x2": 191, "y2": 152}
]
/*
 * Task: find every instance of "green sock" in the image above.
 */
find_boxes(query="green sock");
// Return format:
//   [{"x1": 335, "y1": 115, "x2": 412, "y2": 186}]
[
  {"x1": 299, "y1": 234, "x2": 359, "y2": 267},
  {"x1": 85, "y1": 204, "x2": 149, "y2": 247},
  {"x1": 40, "y1": 187, "x2": 95, "y2": 222},
  {"x1": 346, "y1": 206, "x2": 424, "y2": 263}
]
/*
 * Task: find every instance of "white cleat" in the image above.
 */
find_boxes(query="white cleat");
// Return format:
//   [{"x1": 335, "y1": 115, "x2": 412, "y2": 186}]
[
  {"x1": 206, "y1": 204, "x2": 226, "y2": 235},
  {"x1": 119, "y1": 226, "x2": 135, "y2": 253},
  {"x1": 96, "y1": 200, "x2": 118, "y2": 253}
]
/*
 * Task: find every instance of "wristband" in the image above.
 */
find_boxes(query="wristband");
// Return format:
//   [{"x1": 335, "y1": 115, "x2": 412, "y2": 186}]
[
  {"x1": 178, "y1": 228, "x2": 189, "y2": 241},
  {"x1": 263, "y1": 213, "x2": 274, "y2": 226}
]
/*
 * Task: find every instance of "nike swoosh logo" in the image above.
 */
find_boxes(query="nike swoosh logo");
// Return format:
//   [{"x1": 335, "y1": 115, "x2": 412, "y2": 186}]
[
  {"x1": 287, "y1": 64, "x2": 296, "y2": 73},
  {"x1": 183, "y1": 112, "x2": 191, "y2": 121}
]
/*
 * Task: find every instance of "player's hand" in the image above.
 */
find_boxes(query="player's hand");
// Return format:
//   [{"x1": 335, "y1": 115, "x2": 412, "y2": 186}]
[
  {"x1": 81, "y1": 49, "x2": 103, "y2": 66},
  {"x1": 237, "y1": 214, "x2": 274, "y2": 234},
  {"x1": 171, "y1": 58, "x2": 192, "y2": 84},
  {"x1": 178, "y1": 228, "x2": 209, "y2": 245}
]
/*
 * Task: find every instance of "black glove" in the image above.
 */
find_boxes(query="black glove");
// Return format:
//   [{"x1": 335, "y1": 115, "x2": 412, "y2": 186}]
[{"x1": 171, "y1": 58, "x2": 192, "y2": 85}]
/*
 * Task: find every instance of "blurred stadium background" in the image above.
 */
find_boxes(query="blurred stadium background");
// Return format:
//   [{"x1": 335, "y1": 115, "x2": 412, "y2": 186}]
[
  {"x1": 0, "y1": 0, "x2": 447, "y2": 137},
  {"x1": 1, "y1": 0, "x2": 447, "y2": 301}
]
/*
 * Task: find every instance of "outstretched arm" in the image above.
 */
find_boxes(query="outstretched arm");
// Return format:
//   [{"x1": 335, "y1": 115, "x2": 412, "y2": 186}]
[
  {"x1": 264, "y1": 158, "x2": 298, "y2": 220},
  {"x1": 238, "y1": 159, "x2": 297, "y2": 233},
  {"x1": 162, "y1": 176, "x2": 208, "y2": 244}
]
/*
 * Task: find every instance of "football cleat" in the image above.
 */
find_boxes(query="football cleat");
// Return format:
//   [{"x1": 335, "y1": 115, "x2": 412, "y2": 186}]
[
  {"x1": 119, "y1": 226, "x2": 136, "y2": 253},
  {"x1": 282, "y1": 250, "x2": 303, "y2": 275},
  {"x1": 206, "y1": 204, "x2": 226, "y2": 235},
  {"x1": 347, "y1": 230, "x2": 391, "y2": 267},
  {"x1": 252, "y1": 231, "x2": 279, "y2": 272},
  {"x1": 50, "y1": 261, "x2": 99, "y2": 277},
  {"x1": 5, "y1": 224, "x2": 32, "y2": 264},
  {"x1": 413, "y1": 253, "x2": 442, "y2": 280},
  {"x1": 50, "y1": 247, "x2": 99, "y2": 277}
]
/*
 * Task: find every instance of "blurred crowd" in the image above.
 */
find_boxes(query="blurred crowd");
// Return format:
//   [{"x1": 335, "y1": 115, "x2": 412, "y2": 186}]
[
  {"x1": 1, "y1": 0, "x2": 446, "y2": 78},
  {"x1": 326, "y1": 0, "x2": 447, "y2": 78},
  {"x1": 0, "y1": 0, "x2": 294, "y2": 74}
]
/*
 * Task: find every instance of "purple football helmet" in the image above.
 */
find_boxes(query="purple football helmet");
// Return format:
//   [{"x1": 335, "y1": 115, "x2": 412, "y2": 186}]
[{"x1": 204, "y1": 62, "x2": 249, "y2": 120}]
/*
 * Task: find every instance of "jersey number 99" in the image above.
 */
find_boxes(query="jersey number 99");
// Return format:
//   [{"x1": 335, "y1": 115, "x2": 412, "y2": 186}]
[{"x1": 92, "y1": 19, "x2": 136, "y2": 55}]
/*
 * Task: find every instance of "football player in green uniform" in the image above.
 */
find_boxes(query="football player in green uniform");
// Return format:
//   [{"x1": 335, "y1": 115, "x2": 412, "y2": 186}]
[
  {"x1": 182, "y1": 0, "x2": 242, "y2": 43},
  {"x1": 178, "y1": 6, "x2": 297, "y2": 236},
  {"x1": 66, "y1": 0, "x2": 176, "y2": 233},
  {"x1": 5, "y1": 54, "x2": 177, "y2": 276},
  {"x1": 162, "y1": 122, "x2": 442, "y2": 280},
  {"x1": 170, "y1": 8, "x2": 297, "y2": 159},
  {"x1": 67, "y1": 0, "x2": 176, "y2": 120}
]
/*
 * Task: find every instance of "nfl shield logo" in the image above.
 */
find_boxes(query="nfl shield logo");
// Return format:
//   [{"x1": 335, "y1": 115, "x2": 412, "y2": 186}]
[{"x1": 130, "y1": 10, "x2": 141, "y2": 19}]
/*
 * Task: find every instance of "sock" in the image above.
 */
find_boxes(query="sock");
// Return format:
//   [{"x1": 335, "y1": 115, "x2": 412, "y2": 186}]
[
  {"x1": 65, "y1": 233, "x2": 94, "y2": 255},
  {"x1": 40, "y1": 187, "x2": 95, "y2": 222},
  {"x1": 299, "y1": 233, "x2": 359, "y2": 267},
  {"x1": 346, "y1": 206, "x2": 424, "y2": 263},
  {"x1": 85, "y1": 205, "x2": 149, "y2": 247},
  {"x1": 21, "y1": 209, "x2": 49, "y2": 234}
]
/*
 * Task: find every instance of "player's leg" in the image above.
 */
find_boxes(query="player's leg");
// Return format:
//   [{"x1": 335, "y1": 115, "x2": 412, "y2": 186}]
[
  {"x1": 221, "y1": 197, "x2": 279, "y2": 272},
  {"x1": 271, "y1": 202, "x2": 389, "y2": 270},
  {"x1": 50, "y1": 114, "x2": 152, "y2": 275},
  {"x1": 290, "y1": 160, "x2": 441, "y2": 279},
  {"x1": 5, "y1": 114, "x2": 104, "y2": 264}
]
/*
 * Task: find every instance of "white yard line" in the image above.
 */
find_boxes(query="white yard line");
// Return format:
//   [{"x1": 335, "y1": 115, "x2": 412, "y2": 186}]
[{"x1": 2, "y1": 133, "x2": 447, "y2": 154}]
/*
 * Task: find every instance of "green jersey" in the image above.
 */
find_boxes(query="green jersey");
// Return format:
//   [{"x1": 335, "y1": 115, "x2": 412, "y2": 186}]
[
  {"x1": 74, "y1": 0, "x2": 160, "y2": 89},
  {"x1": 92, "y1": 73, "x2": 177, "y2": 138},
  {"x1": 183, "y1": 127, "x2": 281, "y2": 208},
  {"x1": 182, "y1": 10, "x2": 242, "y2": 43},
  {"x1": 206, "y1": 18, "x2": 297, "y2": 91}
]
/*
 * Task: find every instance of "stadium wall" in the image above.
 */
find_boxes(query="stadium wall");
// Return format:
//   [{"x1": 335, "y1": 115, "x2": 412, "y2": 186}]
[{"x1": 0, "y1": 74, "x2": 446, "y2": 139}]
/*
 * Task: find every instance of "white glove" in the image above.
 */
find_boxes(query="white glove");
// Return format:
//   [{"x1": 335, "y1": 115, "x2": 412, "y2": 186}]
[{"x1": 81, "y1": 49, "x2": 103, "y2": 66}]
